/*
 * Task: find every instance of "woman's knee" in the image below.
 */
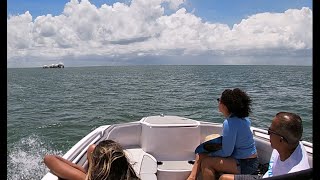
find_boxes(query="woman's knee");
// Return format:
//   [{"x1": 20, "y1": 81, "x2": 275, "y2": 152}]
[
  {"x1": 87, "y1": 144, "x2": 96, "y2": 159},
  {"x1": 87, "y1": 144, "x2": 96, "y2": 153},
  {"x1": 219, "y1": 174, "x2": 234, "y2": 180},
  {"x1": 199, "y1": 153, "x2": 210, "y2": 159},
  {"x1": 200, "y1": 157, "x2": 214, "y2": 170}
]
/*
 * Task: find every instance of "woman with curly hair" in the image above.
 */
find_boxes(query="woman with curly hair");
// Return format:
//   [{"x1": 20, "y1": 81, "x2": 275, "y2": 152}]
[
  {"x1": 44, "y1": 139, "x2": 140, "y2": 180},
  {"x1": 187, "y1": 88, "x2": 258, "y2": 180}
]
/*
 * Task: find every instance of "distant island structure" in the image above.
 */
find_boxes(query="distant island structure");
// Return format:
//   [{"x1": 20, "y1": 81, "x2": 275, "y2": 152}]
[{"x1": 43, "y1": 63, "x2": 64, "y2": 68}]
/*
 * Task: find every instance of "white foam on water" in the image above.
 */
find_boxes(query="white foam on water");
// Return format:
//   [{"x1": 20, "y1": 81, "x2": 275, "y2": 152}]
[{"x1": 7, "y1": 134, "x2": 63, "y2": 180}]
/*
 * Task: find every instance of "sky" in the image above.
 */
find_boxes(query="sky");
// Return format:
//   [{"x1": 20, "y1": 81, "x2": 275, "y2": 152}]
[{"x1": 7, "y1": 0, "x2": 313, "y2": 67}]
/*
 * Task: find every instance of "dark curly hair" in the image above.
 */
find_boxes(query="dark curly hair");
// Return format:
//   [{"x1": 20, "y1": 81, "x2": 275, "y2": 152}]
[{"x1": 220, "y1": 88, "x2": 252, "y2": 118}]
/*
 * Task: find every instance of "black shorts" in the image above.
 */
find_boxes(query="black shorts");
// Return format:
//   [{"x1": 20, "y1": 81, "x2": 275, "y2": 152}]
[
  {"x1": 234, "y1": 174, "x2": 263, "y2": 180},
  {"x1": 236, "y1": 157, "x2": 259, "y2": 174}
]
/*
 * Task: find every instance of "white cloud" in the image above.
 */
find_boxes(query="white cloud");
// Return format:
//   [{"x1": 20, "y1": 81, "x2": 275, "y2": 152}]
[
  {"x1": 7, "y1": 11, "x2": 34, "y2": 50},
  {"x1": 7, "y1": 0, "x2": 312, "y2": 67},
  {"x1": 230, "y1": 7, "x2": 312, "y2": 50}
]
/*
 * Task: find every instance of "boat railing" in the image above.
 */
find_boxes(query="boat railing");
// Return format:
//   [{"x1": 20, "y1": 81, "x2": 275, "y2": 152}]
[{"x1": 64, "y1": 130, "x2": 104, "y2": 163}]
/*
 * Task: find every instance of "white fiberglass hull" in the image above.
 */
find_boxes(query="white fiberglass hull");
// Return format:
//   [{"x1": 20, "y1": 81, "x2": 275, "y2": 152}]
[{"x1": 42, "y1": 115, "x2": 313, "y2": 180}]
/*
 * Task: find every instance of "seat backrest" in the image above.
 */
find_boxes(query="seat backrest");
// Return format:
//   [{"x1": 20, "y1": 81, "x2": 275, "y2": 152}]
[
  {"x1": 254, "y1": 137, "x2": 273, "y2": 164},
  {"x1": 141, "y1": 124, "x2": 200, "y2": 161},
  {"x1": 125, "y1": 148, "x2": 158, "y2": 180},
  {"x1": 106, "y1": 123, "x2": 142, "y2": 148}
]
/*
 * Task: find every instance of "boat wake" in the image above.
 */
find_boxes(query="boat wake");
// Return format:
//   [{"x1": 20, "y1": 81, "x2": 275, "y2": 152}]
[{"x1": 7, "y1": 134, "x2": 63, "y2": 180}]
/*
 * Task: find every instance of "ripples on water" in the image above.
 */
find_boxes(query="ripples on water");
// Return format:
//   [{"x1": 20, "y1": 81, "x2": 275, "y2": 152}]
[{"x1": 7, "y1": 65, "x2": 312, "y2": 179}]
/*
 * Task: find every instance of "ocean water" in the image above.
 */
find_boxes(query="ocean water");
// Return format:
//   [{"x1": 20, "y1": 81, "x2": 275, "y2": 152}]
[{"x1": 7, "y1": 65, "x2": 312, "y2": 179}]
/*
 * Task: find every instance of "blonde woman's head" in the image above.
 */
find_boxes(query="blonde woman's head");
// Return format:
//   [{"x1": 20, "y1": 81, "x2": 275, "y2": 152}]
[{"x1": 86, "y1": 140, "x2": 139, "y2": 180}]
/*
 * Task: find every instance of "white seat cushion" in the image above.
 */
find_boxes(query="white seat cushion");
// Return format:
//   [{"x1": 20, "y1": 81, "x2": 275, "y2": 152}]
[{"x1": 125, "y1": 148, "x2": 157, "y2": 179}]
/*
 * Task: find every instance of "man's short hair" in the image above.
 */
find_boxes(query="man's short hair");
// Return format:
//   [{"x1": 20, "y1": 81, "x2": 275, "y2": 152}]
[{"x1": 275, "y1": 112, "x2": 303, "y2": 144}]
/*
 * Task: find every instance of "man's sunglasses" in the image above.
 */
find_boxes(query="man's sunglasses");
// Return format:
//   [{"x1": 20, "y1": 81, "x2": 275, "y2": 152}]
[{"x1": 268, "y1": 128, "x2": 289, "y2": 143}]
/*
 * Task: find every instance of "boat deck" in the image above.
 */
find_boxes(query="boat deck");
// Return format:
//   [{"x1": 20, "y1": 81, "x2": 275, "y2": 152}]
[{"x1": 41, "y1": 115, "x2": 313, "y2": 180}]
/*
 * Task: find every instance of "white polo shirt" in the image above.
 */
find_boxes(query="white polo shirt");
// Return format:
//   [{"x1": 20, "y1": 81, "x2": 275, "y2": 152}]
[{"x1": 263, "y1": 141, "x2": 310, "y2": 178}]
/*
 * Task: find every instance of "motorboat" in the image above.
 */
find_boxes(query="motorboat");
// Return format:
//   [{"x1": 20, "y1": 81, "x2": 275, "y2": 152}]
[{"x1": 41, "y1": 115, "x2": 313, "y2": 180}]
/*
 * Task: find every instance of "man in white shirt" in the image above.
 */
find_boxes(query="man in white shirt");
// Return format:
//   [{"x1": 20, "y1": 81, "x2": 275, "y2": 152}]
[{"x1": 219, "y1": 112, "x2": 310, "y2": 180}]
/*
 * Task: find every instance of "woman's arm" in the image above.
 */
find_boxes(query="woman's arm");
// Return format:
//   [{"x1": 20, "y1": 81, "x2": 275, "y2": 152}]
[
  {"x1": 54, "y1": 155, "x2": 87, "y2": 173},
  {"x1": 44, "y1": 155, "x2": 86, "y2": 180},
  {"x1": 209, "y1": 120, "x2": 237, "y2": 157}
]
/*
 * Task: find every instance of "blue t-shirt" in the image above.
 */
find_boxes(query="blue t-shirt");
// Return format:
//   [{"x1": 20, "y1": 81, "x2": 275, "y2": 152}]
[{"x1": 209, "y1": 115, "x2": 257, "y2": 159}]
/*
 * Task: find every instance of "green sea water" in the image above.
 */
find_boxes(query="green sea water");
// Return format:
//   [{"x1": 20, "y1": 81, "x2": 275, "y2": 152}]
[{"x1": 7, "y1": 65, "x2": 312, "y2": 179}]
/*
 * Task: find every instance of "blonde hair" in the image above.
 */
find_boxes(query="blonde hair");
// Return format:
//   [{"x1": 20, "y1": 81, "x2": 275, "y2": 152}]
[{"x1": 86, "y1": 140, "x2": 140, "y2": 180}]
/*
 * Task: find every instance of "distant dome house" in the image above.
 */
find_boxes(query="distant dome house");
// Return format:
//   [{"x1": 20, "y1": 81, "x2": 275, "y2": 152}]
[{"x1": 43, "y1": 63, "x2": 64, "y2": 68}]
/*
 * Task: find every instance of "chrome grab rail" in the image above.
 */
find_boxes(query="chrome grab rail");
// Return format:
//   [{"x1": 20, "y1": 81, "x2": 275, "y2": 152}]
[
  {"x1": 253, "y1": 128, "x2": 268, "y2": 135},
  {"x1": 253, "y1": 128, "x2": 313, "y2": 150}
]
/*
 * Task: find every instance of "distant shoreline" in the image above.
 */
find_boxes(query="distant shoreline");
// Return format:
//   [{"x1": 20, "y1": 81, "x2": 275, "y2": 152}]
[{"x1": 7, "y1": 64, "x2": 312, "y2": 69}]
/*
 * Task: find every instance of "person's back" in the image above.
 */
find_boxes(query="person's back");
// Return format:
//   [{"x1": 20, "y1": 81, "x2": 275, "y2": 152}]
[
  {"x1": 187, "y1": 88, "x2": 258, "y2": 180},
  {"x1": 225, "y1": 116, "x2": 256, "y2": 159},
  {"x1": 208, "y1": 115, "x2": 256, "y2": 160}
]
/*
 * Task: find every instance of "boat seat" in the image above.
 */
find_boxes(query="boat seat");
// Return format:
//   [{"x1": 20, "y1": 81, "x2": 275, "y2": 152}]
[
  {"x1": 254, "y1": 137, "x2": 273, "y2": 164},
  {"x1": 157, "y1": 160, "x2": 193, "y2": 180},
  {"x1": 125, "y1": 148, "x2": 158, "y2": 180}
]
